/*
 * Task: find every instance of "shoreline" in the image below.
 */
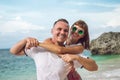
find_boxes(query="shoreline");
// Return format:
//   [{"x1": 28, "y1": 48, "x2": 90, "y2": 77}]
[{"x1": 78, "y1": 55, "x2": 120, "y2": 80}]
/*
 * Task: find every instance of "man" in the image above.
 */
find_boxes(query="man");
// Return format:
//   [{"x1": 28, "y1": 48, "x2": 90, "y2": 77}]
[
  {"x1": 10, "y1": 19, "x2": 72, "y2": 80},
  {"x1": 10, "y1": 18, "x2": 97, "y2": 80}
]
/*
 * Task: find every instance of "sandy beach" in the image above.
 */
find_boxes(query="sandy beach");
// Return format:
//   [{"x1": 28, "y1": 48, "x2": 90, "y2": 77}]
[{"x1": 78, "y1": 55, "x2": 120, "y2": 80}]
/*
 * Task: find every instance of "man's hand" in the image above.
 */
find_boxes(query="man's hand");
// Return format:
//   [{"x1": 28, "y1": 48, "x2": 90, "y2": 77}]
[{"x1": 25, "y1": 37, "x2": 39, "y2": 49}]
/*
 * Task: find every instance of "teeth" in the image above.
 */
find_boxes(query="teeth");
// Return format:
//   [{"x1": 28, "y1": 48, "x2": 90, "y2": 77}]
[
  {"x1": 60, "y1": 35, "x2": 64, "y2": 38},
  {"x1": 59, "y1": 35, "x2": 65, "y2": 39}
]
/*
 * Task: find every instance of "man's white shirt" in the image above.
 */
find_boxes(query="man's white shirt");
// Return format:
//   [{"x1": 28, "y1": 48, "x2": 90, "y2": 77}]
[{"x1": 25, "y1": 46, "x2": 88, "y2": 80}]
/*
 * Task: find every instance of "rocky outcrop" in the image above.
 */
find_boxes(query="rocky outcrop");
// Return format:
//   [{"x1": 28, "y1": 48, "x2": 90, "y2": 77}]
[{"x1": 90, "y1": 32, "x2": 120, "y2": 55}]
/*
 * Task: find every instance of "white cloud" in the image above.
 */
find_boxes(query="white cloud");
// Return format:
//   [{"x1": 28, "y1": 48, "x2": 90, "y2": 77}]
[
  {"x1": 106, "y1": 19, "x2": 120, "y2": 28},
  {"x1": 0, "y1": 15, "x2": 3, "y2": 19},
  {"x1": 64, "y1": 1, "x2": 89, "y2": 6},
  {"x1": 0, "y1": 16, "x2": 45, "y2": 33},
  {"x1": 90, "y1": 32, "x2": 103, "y2": 40},
  {"x1": 103, "y1": 7, "x2": 120, "y2": 28},
  {"x1": 14, "y1": 16, "x2": 22, "y2": 20},
  {"x1": 64, "y1": 1, "x2": 120, "y2": 8}
]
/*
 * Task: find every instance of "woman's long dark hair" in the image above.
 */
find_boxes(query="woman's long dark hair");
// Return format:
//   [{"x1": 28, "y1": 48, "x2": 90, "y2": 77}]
[{"x1": 68, "y1": 20, "x2": 90, "y2": 49}]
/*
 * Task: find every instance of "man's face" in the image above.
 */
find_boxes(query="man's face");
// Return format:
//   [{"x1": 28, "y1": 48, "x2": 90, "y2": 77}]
[{"x1": 51, "y1": 21, "x2": 69, "y2": 44}]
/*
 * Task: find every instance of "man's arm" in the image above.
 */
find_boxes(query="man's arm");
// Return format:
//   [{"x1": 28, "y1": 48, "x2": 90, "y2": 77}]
[
  {"x1": 39, "y1": 38, "x2": 84, "y2": 54},
  {"x1": 10, "y1": 39, "x2": 26, "y2": 56},
  {"x1": 10, "y1": 37, "x2": 39, "y2": 56}
]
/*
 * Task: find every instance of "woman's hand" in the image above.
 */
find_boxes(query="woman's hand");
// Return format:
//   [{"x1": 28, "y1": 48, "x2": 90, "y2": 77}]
[{"x1": 60, "y1": 54, "x2": 78, "y2": 62}]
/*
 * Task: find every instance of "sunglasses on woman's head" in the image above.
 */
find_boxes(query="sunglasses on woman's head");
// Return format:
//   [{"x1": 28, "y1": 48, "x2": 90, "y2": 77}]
[{"x1": 72, "y1": 26, "x2": 84, "y2": 35}]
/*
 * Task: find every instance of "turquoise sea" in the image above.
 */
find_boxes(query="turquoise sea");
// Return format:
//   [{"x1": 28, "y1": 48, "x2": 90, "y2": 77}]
[{"x1": 0, "y1": 49, "x2": 120, "y2": 80}]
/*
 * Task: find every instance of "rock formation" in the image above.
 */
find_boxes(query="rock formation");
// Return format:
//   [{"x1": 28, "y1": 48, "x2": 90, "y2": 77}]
[{"x1": 90, "y1": 32, "x2": 120, "y2": 55}]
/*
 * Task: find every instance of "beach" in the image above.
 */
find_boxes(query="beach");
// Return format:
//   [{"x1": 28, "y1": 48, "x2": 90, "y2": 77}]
[
  {"x1": 78, "y1": 55, "x2": 120, "y2": 80},
  {"x1": 0, "y1": 49, "x2": 120, "y2": 80}
]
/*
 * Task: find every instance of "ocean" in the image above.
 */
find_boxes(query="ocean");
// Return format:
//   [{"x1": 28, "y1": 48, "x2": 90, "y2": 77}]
[{"x1": 0, "y1": 49, "x2": 120, "y2": 80}]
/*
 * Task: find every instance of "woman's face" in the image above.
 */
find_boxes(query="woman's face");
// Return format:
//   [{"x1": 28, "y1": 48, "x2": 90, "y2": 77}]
[{"x1": 70, "y1": 25, "x2": 85, "y2": 42}]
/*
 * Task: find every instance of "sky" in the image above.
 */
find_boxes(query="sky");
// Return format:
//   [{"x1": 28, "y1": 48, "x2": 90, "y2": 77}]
[{"x1": 0, "y1": 0, "x2": 120, "y2": 49}]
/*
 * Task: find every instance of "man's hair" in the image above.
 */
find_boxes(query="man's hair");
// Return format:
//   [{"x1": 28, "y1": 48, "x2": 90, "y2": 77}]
[{"x1": 53, "y1": 18, "x2": 69, "y2": 27}]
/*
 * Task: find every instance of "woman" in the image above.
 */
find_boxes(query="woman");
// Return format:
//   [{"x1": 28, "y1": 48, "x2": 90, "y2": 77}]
[{"x1": 39, "y1": 20, "x2": 98, "y2": 80}]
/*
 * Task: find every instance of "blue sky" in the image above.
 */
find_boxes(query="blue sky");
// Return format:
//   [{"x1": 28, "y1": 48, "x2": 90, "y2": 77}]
[{"x1": 0, "y1": 0, "x2": 120, "y2": 49}]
